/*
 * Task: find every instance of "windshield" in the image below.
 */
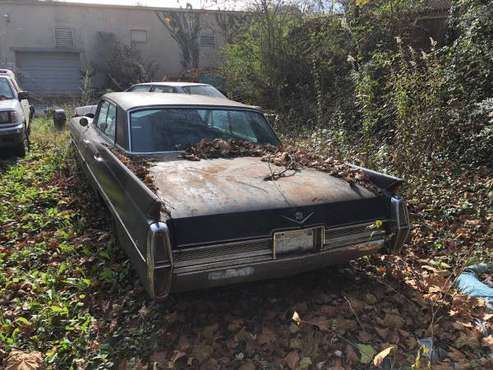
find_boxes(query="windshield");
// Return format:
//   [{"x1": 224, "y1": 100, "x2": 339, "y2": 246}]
[
  {"x1": 0, "y1": 78, "x2": 14, "y2": 99},
  {"x1": 181, "y1": 85, "x2": 225, "y2": 98},
  {"x1": 130, "y1": 108, "x2": 279, "y2": 152}
]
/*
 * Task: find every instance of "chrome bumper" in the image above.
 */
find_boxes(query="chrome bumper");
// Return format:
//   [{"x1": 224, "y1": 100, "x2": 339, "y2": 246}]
[
  {"x1": 0, "y1": 122, "x2": 24, "y2": 135},
  {"x1": 0, "y1": 123, "x2": 24, "y2": 145},
  {"x1": 147, "y1": 221, "x2": 390, "y2": 299}
]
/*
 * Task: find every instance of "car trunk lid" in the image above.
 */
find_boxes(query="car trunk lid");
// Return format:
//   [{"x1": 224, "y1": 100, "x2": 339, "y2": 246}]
[{"x1": 148, "y1": 157, "x2": 390, "y2": 247}]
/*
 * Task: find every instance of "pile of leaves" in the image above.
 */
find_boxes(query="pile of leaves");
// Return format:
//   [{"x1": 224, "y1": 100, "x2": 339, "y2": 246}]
[
  {"x1": 182, "y1": 138, "x2": 276, "y2": 160},
  {"x1": 183, "y1": 139, "x2": 374, "y2": 190},
  {"x1": 110, "y1": 147, "x2": 156, "y2": 191}
]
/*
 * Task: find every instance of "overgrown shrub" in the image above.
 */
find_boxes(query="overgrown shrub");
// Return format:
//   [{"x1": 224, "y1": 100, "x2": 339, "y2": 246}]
[
  {"x1": 221, "y1": 0, "x2": 493, "y2": 172},
  {"x1": 97, "y1": 32, "x2": 159, "y2": 91}
]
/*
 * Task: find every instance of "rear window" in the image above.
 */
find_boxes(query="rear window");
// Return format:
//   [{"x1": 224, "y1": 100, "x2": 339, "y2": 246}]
[
  {"x1": 153, "y1": 85, "x2": 176, "y2": 93},
  {"x1": 130, "y1": 108, "x2": 279, "y2": 152},
  {"x1": 181, "y1": 85, "x2": 225, "y2": 98},
  {"x1": 128, "y1": 85, "x2": 151, "y2": 92}
]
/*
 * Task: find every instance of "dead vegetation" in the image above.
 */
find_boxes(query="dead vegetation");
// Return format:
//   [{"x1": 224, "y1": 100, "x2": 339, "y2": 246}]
[{"x1": 110, "y1": 147, "x2": 156, "y2": 191}]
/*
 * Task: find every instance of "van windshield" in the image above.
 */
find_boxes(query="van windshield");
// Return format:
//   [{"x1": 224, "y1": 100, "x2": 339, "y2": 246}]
[
  {"x1": 130, "y1": 108, "x2": 279, "y2": 152},
  {"x1": 0, "y1": 78, "x2": 14, "y2": 100}
]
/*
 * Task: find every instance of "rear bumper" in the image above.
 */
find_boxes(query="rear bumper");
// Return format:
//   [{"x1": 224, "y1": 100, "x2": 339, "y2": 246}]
[
  {"x1": 144, "y1": 198, "x2": 409, "y2": 299},
  {"x1": 170, "y1": 239, "x2": 384, "y2": 292}
]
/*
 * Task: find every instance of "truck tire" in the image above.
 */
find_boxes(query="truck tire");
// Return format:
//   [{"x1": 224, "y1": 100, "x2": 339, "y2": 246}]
[{"x1": 15, "y1": 131, "x2": 29, "y2": 158}]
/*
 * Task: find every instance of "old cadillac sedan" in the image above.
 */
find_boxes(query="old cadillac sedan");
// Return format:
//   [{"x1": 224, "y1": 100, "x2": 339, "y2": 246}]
[{"x1": 70, "y1": 92, "x2": 409, "y2": 299}]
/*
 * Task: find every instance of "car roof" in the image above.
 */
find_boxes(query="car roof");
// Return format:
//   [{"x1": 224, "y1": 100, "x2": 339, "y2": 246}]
[
  {"x1": 0, "y1": 69, "x2": 15, "y2": 78},
  {"x1": 133, "y1": 82, "x2": 212, "y2": 87},
  {"x1": 104, "y1": 92, "x2": 259, "y2": 111}
]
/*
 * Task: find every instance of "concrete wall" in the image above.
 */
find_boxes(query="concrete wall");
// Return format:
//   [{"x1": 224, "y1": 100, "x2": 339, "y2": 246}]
[{"x1": 0, "y1": 1, "x2": 228, "y2": 91}]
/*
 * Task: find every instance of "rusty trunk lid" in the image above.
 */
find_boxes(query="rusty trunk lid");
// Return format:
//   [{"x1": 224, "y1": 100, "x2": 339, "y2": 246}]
[
  {"x1": 149, "y1": 157, "x2": 377, "y2": 218},
  {"x1": 148, "y1": 157, "x2": 390, "y2": 247}
]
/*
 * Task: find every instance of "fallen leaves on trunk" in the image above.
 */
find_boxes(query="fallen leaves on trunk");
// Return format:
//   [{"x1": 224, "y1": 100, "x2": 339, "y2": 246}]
[{"x1": 183, "y1": 139, "x2": 378, "y2": 191}]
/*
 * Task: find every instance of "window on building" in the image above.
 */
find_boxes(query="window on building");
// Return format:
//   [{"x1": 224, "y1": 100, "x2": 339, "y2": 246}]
[
  {"x1": 131, "y1": 29, "x2": 148, "y2": 44},
  {"x1": 55, "y1": 27, "x2": 75, "y2": 48},
  {"x1": 200, "y1": 32, "x2": 215, "y2": 48}
]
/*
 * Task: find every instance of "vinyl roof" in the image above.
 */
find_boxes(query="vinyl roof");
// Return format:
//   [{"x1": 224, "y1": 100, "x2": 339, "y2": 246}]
[{"x1": 104, "y1": 92, "x2": 258, "y2": 111}]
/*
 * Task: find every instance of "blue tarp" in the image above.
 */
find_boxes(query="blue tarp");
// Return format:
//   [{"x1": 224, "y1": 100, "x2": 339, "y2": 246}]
[{"x1": 455, "y1": 263, "x2": 493, "y2": 310}]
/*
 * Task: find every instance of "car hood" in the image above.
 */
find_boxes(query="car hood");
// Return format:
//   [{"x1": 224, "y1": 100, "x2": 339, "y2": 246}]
[
  {"x1": 149, "y1": 156, "x2": 377, "y2": 219},
  {"x1": 0, "y1": 99, "x2": 19, "y2": 111}
]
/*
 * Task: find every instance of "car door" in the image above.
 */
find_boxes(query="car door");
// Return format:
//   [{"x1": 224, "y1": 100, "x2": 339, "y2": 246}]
[{"x1": 89, "y1": 101, "x2": 120, "y2": 200}]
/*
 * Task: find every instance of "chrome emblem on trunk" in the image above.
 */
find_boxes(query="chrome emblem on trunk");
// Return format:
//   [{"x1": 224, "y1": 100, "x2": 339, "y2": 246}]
[{"x1": 282, "y1": 211, "x2": 314, "y2": 225}]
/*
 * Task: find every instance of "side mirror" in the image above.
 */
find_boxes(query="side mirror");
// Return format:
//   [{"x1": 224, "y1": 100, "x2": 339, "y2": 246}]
[
  {"x1": 79, "y1": 117, "x2": 89, "y2": 127},
  {"x1": 18, "y1": 91, "x2": 29, "y2": 100},
  {"x1": 85, "y1": 113, "x2": 95, "y2": 118}
]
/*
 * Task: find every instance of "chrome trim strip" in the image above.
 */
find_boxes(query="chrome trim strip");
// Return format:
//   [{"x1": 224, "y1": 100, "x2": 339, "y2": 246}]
[
  {"x1": 174, "y1": 219, "x2": 391, "y2": 249},
  {"x1": 174, "y1": 239, "x2": 385, "y2": 275},
  {"x1": 174, "y1": 237, "x2": 272, "y2": 254}
]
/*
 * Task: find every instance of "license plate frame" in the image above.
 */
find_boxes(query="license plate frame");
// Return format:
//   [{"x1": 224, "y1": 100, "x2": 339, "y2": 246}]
[{"x1": 273, "y1": 226, "x2": 324, "y2": 258}]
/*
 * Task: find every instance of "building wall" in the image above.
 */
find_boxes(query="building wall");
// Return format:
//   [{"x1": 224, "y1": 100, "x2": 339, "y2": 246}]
[{"x1": 0, "y1": 1, "x2": 227, "y2": 93}]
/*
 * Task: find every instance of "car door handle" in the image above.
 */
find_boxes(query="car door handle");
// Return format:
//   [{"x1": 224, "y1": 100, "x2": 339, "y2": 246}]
[{"x1": 93, "y1": 153, "x2": 104, "y2": 162}]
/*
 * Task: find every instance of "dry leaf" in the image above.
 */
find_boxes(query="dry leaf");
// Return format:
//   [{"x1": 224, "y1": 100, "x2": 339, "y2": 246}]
[
  {"x1": 256, "y1": 327, "x2": 275, "y2": 345},
  {"x1": 5, "y1": 350, "x2": 43, "y2": 370},
  {"x1": 238, "y1": 362, "x2": 256, "y2": 370},
  {"x1": 345, "y1": 344, "x2": 359, "y2": 364},
  {"x1": 482, "y1": 335, "x2": 493, "y2": 351},
  {"x1": 292, "y1": 311, "x2": 301, "y2": 326},
  {"x1": 357, "y1": 343, "x2": 376, "y2": 364},
  {"x1": 168, "y1": 351, "x2": 186, "y2": 367},
  {"x1": 284, "y1": 350, "x2": 300, "y2": 370},
  {"x1": 373, "y1": 346, "x2": 396, "y2": 367}
]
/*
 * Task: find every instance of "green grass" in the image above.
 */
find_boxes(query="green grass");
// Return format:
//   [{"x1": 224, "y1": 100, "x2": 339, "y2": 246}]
[{"x1": 0, "y1": 118, "x2": 132, "y2": 368}]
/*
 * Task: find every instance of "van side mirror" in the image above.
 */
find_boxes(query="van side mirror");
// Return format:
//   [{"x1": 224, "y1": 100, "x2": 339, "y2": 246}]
[
  {"x1": 18, "y1": 91, "x2": 29, "y2": 100},
  {"x1": 79, "y1": 117, "x2": 89, "y2": 127}
]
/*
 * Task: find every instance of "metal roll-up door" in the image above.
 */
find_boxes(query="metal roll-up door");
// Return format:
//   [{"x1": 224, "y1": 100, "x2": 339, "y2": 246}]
[{"x1": 16, "y1": 51, "x2": 81, "y2": 96}]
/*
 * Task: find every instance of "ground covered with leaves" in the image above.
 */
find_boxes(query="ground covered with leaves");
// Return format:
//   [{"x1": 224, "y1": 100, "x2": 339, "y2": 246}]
[{"x1": 1, "y1": 120, "x2": 492, "y2": 369}]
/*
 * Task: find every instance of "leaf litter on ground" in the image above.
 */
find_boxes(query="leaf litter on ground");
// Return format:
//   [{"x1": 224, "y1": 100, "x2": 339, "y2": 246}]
[{"x1": 1, "y1": 119, "x2": 493, "y2": 369}]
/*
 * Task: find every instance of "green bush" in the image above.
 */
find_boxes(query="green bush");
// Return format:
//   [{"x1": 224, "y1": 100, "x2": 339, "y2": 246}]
[{"x1": 221, "y1": 0, "x2": 493, "y2": 171}]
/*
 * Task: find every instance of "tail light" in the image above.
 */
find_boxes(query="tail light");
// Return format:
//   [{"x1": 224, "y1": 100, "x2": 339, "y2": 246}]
[
  {"x1": 389, "y1": 196, "x2": 410, "y2": 252},
  {"x1": 146, "y1": 222, "x2": 173, "y2": 299}
]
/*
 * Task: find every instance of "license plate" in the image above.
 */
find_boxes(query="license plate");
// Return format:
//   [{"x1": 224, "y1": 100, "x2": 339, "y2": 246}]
[{"x1": 273, "y1": 227, "x2": 323, "y2": 256}]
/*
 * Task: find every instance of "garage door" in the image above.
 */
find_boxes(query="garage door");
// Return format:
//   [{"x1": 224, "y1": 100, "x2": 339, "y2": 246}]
[{"x1": 16, "y1": 51, "x2": 81, "y2": 96}]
